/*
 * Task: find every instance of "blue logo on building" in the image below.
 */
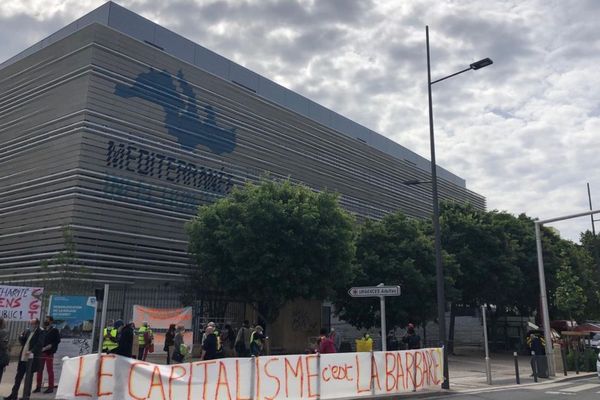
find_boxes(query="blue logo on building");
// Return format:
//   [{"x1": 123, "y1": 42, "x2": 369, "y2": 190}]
[{"x1": 115, "y1": 69, "x2": 236, "y2": 154}]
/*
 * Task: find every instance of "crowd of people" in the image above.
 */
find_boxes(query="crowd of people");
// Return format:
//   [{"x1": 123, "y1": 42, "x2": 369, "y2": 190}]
[{"x1": 101, "y1": 319, "x2": 268, "y2": 364}]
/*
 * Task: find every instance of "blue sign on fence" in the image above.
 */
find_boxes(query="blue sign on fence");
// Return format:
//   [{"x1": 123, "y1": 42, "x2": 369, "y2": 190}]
[{"x1": 48, "y1": 296, "x2": 98, "y2": 384}]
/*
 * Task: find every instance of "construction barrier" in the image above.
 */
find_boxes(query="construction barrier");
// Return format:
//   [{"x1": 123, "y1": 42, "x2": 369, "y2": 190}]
[{"x1": 56, "y1": 347, "x2": 444, "y2": 399}]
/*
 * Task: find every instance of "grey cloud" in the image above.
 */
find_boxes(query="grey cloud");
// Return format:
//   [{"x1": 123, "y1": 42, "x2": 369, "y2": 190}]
[{"x1": 3, "y1": 0, "x2": 600, "y2": 242}]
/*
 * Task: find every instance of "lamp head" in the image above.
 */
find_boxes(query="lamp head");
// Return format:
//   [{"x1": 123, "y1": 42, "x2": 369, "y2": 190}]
[{"x1": 470, "y1": 58, "x2": 493, "y2": 70}]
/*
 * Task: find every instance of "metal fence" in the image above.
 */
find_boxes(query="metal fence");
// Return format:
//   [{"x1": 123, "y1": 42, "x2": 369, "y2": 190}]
[{"x1": 1, "y1": 279, "x2": 247, "y2": 349}]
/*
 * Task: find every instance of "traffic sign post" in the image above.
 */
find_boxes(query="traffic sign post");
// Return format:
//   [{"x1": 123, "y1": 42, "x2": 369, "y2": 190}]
[{"x1": 348, "y1": 283, "x2": 401, "y2": 352}]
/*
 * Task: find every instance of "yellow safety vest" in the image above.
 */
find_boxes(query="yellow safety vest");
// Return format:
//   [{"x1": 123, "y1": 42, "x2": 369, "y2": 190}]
[
  {"x1": 138, "y1": 326, "x2": 152, "y2": 345},
  {"x1": 103, "y1": 328, "x2": 118, "y2": 351},
  {"x1": 215, "y1": 330, "x2": 222, "y2": 351}
]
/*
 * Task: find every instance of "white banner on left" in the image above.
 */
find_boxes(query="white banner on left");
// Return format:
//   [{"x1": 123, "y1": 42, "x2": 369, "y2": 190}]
[{"x1": 0, "y1": 285, "x2": 44, "y2": 321}]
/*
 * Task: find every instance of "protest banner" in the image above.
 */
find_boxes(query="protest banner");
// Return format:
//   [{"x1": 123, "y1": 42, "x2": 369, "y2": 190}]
[
  {"x1": 0, "y1": 284, "x2": 43, "y2": 321},
  {"x1": 132, "y1": 306, "x2": 193, "y2": 354},
  {"x1": 49, "y1": 296, "x2": 98, "y2": 383},
  {"x1": 56, "y1": 347, "x2": 444, "y2": 399}
]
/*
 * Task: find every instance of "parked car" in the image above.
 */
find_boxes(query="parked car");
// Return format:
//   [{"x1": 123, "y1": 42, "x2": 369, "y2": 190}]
[
  {"x1": 590, "y1": 333, "x2": 600, "y2": 349},
  {"x1": 597, "y1": 352, "x2": 600, "y2": 379}
]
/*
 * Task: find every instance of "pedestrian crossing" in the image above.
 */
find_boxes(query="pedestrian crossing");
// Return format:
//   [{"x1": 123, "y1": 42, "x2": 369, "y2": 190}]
[{"x1": 526, "y1": 379, "x2": 600, "y2": 394}]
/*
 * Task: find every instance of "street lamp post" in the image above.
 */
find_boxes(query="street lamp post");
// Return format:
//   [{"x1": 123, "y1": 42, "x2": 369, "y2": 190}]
[{"x1": 425, "y1": 25, "x2": 492, "y2": 390}]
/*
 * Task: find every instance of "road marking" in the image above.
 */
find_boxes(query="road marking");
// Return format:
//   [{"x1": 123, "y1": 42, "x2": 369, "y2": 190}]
[
  {"x1": 561, "y1": 383, "x2": 600, "y2": 392},
  {"x1": 526, "y1": 381, "x2": 578, "y2": 390}
]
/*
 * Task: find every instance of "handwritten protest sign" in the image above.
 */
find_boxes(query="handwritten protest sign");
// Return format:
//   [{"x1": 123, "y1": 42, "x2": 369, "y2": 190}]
[
  {"x1": 57, "y1": 348, "x2": 443, "y2": 399},
  {"x1": 0, "y1": 285, "x2": 43, "y2": 321}
]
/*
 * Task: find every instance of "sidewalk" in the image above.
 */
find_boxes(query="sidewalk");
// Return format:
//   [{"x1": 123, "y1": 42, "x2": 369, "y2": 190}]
[
  {"x1": 375, "y1": 347, "x2": 596, "y2": 398},
  {"x1": 448, "y1": 347, "x2": 594, "y2": 391},
  {"x1": 0, "y1": 349, "x2": 595, "y2": 399}
]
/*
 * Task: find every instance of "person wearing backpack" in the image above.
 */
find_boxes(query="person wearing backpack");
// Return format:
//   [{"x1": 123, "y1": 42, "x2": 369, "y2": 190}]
[{"x1": 234, "y1": 320, "x2": 251, "y2": 357}]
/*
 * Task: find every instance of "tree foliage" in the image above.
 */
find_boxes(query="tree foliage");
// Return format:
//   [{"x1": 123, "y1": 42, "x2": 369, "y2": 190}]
[
  {"x1": 41, "y1": 226, "x2": 92, "y2": 295},
  {"x1": 186, "y1": 179, "x2": 355, "y2": 323},
  {"x1": 554, "y1": 262, "x2": 587, "y2": 320},
  {"x1": 185, "y1": 178, "x2": 600, "y2": 330},
  {"x1": 332, "y1": 213, "x2": 448, "y2": 329},
  {"x1": 440, "y1": 203, "x2": 523, "y2": 309}
]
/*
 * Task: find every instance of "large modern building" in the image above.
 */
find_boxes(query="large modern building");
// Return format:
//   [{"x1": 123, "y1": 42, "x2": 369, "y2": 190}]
[{"x1": 0, "y1": 2, "x2": 484, "y2": 346}]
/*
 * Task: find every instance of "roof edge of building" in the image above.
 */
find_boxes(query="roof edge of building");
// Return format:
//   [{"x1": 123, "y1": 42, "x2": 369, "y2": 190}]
[{"x1": 0, "y1": 1, "x2": 468, "y2": 188}]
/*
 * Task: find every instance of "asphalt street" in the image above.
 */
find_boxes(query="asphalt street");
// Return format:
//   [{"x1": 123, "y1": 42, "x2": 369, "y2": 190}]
[{"x1": 414, "y1": 376, "x2": 600, "y2": 400}]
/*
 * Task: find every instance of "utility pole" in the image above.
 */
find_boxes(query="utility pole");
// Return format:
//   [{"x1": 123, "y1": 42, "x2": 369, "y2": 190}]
[{"x1": 587, "y1": 182, "x2": 596, "y2": 235}]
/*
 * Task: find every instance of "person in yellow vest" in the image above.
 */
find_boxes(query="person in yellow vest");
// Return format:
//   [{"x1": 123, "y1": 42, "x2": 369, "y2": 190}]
[
  {"x1": 102, "y1": 320, "x2": 118, "y2": 353},
  {"x1": 137, "y1": 321, "x2": 153, "y2": 361}
]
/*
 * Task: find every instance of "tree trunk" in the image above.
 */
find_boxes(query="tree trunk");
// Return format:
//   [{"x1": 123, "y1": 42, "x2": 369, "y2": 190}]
[{"x1": 448, "y1": 302, "x2": 457, "y2": 355}]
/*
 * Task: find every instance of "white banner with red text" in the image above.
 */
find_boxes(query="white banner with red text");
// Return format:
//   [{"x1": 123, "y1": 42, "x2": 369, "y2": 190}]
[{"x1": 56, "y1": 348, "x2": 443, "y2": 399}]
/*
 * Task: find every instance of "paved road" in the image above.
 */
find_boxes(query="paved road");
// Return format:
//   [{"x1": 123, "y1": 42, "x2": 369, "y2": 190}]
[{"x1": 415, "y1": 377, "x2": 600, "y2": 400}]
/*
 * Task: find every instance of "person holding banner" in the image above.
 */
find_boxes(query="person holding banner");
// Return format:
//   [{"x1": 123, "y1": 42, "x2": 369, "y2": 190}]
[{"x1": 5, "y1": 319, "x2": 44, "y2": 400}]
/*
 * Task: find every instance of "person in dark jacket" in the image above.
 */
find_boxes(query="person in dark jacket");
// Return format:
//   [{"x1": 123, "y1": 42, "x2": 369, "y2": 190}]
[
  {"x1": 34, "y1": 316, "x2": 61, "y2": 394},
  {"x1": 528, "y1": 333, "x2": 548, "y2": 378},
  {"x1": 402, "y1": 324, "x2": 421, "y2": 350},
  {"x1": 164, "y1": 324, "x2": 176, "y2": 364},
  {"x1": 234, "y1": 320, "x2": 251, "y2": 357},
  {"x1": 115, "y1": 320, "x2": 134, "y2": 358},
  {"x1": 201, "y1": 326, "x2": 219, "y2": 360},
  {"x1": 5, "y1": 319, "x2": 45, "y2": 400}
]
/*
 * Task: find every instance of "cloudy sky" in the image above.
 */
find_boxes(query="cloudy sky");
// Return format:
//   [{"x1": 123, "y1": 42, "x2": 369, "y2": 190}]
[{"x1": 2, "y1": 0, "x2": 600, "y2": 241}]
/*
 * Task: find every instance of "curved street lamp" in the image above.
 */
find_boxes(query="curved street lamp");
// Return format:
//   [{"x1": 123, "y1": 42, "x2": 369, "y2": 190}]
[{"x1": 425, "y1": 25, "x2": 493, "y2": 390}]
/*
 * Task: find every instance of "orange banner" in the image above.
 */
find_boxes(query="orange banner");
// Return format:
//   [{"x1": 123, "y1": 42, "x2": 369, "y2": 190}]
[{"x1": 132, "y1": 306, "x2": 193, "y2": 354}]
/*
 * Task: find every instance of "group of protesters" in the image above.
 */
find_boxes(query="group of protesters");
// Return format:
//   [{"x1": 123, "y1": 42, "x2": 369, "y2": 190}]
[
  {"x1": 103, "y1": 319, "x2": 267, "y2": 364},
  {"x1": 191, "y1": 320, "x2": 267, "y2": 362}
]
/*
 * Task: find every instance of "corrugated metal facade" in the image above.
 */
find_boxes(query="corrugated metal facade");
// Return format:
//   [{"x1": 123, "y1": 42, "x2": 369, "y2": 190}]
[{"x1": 0, "y1": 17, "x2": 485, "y2": 286}]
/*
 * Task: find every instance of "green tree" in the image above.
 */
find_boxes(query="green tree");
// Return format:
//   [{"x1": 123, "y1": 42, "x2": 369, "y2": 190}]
[
  {"x1": 580, "y1": 230, "x2": 600, "y2": 273},
  {"x1": 331, "y1": 212, "x2": 456, "y2": 330},
  {"x1": 439, "y1": 203, "x2": 525, "y2": 352},
  {"x1": 559, "y1": 240, "x2": 600, "y2": 320},
  {"x1": 185, "y1": 179, "x2": 356, "y2": 324},
  {"x1": 554, "y1": 262, "x2": 587, "y2": 321},
  {"x1": 41, "y1": 226, "x2": 92, "y2": 295}
]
